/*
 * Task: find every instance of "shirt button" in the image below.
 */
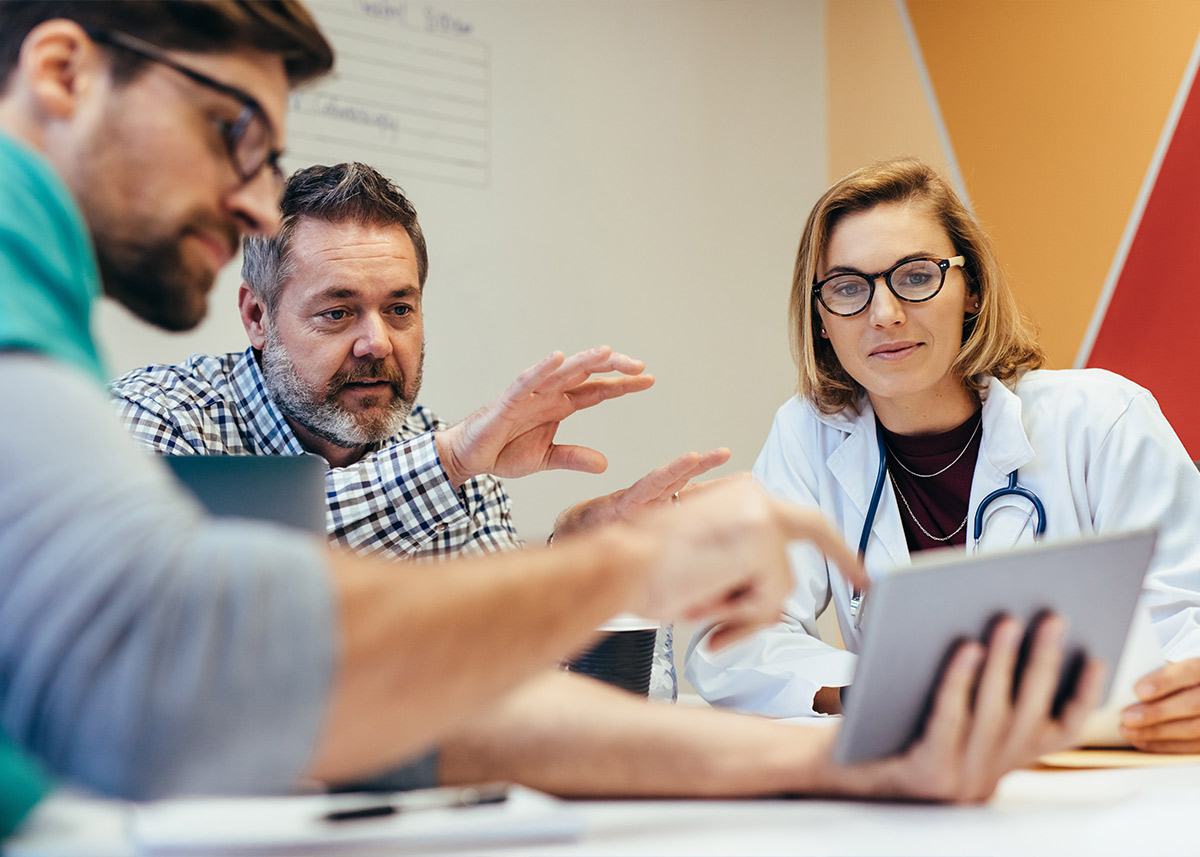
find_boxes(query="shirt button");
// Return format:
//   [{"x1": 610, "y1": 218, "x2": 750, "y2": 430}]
[{"x1": 435, "y1": 523, "x2": 448, "y2": 532}]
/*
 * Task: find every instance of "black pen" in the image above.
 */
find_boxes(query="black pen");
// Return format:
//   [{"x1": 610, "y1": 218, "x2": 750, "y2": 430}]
[{"x1": 323, "y1": 782, "x2": 509, "y2": 823}]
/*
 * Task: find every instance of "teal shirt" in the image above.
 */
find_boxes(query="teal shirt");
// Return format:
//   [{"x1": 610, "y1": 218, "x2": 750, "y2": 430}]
[
  {"x1": 0, "y1": 131, "x2": 94, "y2": 833},
  {"x1": 0, "y1": 738, "x2": 47, "y2": 838},
  {"x1": 0, "y1": 137, "x2": 334, "y2": 809},
  {"x1": 0, "y1": 131, "x2": 106, "y2": 383}
]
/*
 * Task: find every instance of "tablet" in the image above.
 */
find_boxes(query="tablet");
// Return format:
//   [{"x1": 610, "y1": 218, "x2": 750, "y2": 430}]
[
  {"x1": 833, "y1": 528, "x2": 1157, "y2": 765},
  {"x1": 162, "y1": 454, "x2": 327, "y2": 535}
]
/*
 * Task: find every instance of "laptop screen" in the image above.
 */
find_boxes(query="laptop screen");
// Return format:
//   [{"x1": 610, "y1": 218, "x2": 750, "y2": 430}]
[{"x1": 162, "y1": 454, "x2": 327, "y2": 535}]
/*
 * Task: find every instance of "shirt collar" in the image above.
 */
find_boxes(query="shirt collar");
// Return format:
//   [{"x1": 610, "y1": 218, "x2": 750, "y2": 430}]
[
  {"x1": 229, "y1": 347, "x2": 309, "y2": 456},
  {"x1": 228, "y1": 347, "x2": 411, "y2": 459},
  {"x1": 0, "y1": 131, "x2": 107, "y2": 383},
  {"x1": 813, "y1": 375, "x2": 1036, "y2": 563},
  {"x1": 822, "y1": 396, "x2": 911, "y2": 567},
  {"x1": 977, "y1": 374, "x2": 1036, "y2": 477}
]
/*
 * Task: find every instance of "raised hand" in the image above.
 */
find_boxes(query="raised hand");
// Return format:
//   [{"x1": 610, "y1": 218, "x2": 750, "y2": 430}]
[
  {"x1": 551, "y1": 448, "x2": 738, "y2": 537},
  {"x1": 434, "y1": 346, "x2": 654, "y2": 487}
]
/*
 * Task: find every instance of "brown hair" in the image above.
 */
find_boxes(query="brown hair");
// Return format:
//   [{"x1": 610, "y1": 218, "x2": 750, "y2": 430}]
[
  {"x1": 0, "y1": 1, "x2": 333, "y2": 91},
  {"x1": 242, "y1": 162, "x2": 429, "y2": 317},
  {"x1": 790, "y1": 157, "x2": 1044, "y2": 414}
]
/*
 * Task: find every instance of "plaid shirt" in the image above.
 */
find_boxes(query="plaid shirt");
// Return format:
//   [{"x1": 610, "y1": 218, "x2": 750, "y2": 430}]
[{"x1": 109, "y1": 348, "x2": 522, "y2": 560}]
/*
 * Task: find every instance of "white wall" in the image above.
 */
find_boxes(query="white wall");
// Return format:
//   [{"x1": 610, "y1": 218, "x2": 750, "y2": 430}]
[{"x1": 96, "y1": 0, "x2": 828, "y2": 540}]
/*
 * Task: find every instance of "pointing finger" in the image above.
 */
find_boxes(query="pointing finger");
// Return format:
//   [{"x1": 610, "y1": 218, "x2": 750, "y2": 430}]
[{"x1": 770, "y1": 499, "x2": 865, "y2": 590}]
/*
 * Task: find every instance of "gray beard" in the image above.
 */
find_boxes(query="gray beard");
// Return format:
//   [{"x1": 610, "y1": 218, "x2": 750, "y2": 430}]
[{"x1": 259, "y1": 324, "x2": 422, "y2": 449}]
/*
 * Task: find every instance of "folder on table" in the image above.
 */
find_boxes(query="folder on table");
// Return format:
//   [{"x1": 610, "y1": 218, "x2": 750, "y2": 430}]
[{"x1": 132, "y1": 784, "x2": 583, "y2": 855}]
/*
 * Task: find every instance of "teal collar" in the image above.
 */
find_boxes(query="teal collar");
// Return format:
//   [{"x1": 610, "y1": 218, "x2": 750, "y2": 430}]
[{"x1": 0, "y1": 132, "x2": 106, "y2": 383}]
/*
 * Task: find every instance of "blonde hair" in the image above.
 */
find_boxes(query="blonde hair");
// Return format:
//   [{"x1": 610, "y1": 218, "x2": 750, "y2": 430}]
[{"x1": 789, "y1": 157, "x2": 1044, "y2": 414}]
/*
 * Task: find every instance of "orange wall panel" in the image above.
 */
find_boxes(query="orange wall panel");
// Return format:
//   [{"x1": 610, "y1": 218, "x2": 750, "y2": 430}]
[
  {"x1": 828, "y1": 0, "x2": 951, "y2": 183},
  {"x1": 906, "y1": 0, "x2": 1200, "y2": 367}
]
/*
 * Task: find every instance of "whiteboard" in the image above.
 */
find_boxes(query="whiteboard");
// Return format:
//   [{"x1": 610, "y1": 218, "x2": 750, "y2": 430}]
[{"x1": 95, "y1": 0, "x2": 828, "y2": 538}]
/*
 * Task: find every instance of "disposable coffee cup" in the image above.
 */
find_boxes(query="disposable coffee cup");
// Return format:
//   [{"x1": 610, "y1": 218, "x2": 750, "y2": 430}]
[{"x1": 565, "y1": 614, "x2": 659, "y2": 697}]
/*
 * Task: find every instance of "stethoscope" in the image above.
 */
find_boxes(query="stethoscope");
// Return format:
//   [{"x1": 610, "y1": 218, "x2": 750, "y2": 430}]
[{"x1": 849, "y1": 429, "x2": 1047, "y2": 626}]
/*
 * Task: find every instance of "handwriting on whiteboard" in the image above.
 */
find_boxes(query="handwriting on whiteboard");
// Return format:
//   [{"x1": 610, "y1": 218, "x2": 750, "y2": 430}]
[
  {"x1": 286, "y1": 1, "x2": 489, "y2": 188},
  {"x1": 358, "y1": 1, "x2": 473, "y2": 35}
]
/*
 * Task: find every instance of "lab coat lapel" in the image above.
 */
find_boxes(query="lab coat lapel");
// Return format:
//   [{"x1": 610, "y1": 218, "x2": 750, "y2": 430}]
[
  {"x1": 825, "y1": 400, "x2": 908, "y2": 571},
  {"x1": 969, "y1": 376, "x2": 1037, "y2": 552}
]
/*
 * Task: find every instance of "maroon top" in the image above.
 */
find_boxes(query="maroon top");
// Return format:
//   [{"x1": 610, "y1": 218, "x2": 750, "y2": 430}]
[{"x1": 879, "y1": 409, "x2": 983, "y2": 552}]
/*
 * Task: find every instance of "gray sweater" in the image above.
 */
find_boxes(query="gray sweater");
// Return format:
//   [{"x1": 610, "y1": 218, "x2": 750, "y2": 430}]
[{"x1": 0, "y1": 354, "x2": 335, "y2": 800}]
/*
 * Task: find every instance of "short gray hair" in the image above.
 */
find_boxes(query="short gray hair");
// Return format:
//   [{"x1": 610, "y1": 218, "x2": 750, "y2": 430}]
[{"x1": 241, "y1": 162, "x2": 429, "y2": 316}]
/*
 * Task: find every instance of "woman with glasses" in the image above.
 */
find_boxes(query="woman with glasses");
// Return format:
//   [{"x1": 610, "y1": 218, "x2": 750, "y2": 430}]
[{"x1": 686, "y1": 157, "x2": 1200, "y2": 753}]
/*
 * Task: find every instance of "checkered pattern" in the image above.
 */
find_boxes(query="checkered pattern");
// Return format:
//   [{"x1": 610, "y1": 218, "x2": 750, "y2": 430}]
[{"x1": 109, "y1": 348, "x2": 523, "y2": 560}]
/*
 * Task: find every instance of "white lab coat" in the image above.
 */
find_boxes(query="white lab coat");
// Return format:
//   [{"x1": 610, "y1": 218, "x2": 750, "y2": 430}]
[{"x1": 685, "y1": 369, "x2": 1200, "y2": 717}]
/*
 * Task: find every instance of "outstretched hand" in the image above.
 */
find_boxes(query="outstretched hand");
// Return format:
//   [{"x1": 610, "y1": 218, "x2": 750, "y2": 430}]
[
  {"x1": 630, "y1": 479, "x2": 865, "y2": 646},
  {"x1": 552, "y1": 448, "x2": 737, "y2": 537},
  {"x1": 434, "y1": 346, "x2": 654, "y2": 487}
]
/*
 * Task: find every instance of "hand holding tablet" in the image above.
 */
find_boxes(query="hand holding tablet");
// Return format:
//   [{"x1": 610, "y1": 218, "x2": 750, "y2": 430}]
[
  {"x1": 825, "y1": 612, "x2": 1108, "y2": 803},
  {"x1": 835, "y1": 530, "x2": 1156, "y2": 766}
]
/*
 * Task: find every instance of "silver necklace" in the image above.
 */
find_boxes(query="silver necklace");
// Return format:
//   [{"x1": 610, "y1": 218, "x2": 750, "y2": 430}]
[
  {"x1": 886, "y1": 417, "x2": 981, "y2": 479},
  {"x1": 889, "y1": 470, "x2": 967, "y2": 542}
]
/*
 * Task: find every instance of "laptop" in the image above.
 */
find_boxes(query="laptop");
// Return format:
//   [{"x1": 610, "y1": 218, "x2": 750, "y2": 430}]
[
  {"x1": 162, "y1": 454, "x2": 327, "y2": 535},
  {"x1": 834, "y1": 528, "x2": 1158, "y2": 764}
]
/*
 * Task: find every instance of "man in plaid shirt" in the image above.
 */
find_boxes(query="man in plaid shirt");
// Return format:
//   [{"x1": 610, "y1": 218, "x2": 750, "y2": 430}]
[
  {"x1": 2, "y1": 2, "x2": 1101, "y2": 807},
  {"x1": 110, "y1": 162, "x2": 729, "y2": 562}
]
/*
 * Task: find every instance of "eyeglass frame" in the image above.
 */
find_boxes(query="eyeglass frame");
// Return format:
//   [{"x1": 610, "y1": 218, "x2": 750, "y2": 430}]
[
  {"x1": 811, "y1": 255, "x2": 966, "y2": 318},
  {"x1": 84, "y1": 28, "x2": 285, "y2": 193}
]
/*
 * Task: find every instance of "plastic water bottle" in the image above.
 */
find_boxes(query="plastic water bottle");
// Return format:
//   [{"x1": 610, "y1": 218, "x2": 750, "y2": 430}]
[{"x1": 648, "y1": 623, "x2": 678, "y2": 703}]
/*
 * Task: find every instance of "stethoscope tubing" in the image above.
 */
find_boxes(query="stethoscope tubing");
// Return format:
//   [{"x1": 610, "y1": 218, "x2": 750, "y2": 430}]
[
  {"x1": 973, "y1": 471, "x2": 1047, "y2": 541},
  {"x1": 849, "y1": 427, "x2": 1047, "y2": 624}
]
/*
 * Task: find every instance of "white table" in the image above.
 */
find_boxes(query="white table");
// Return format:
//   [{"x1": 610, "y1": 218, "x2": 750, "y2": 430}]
[{"x1": 8, "y1": 762, "x2": 1200, "y2": 856}]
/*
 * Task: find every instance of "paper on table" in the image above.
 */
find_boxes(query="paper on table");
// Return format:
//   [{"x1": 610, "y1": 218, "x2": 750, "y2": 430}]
[
  {"x1": 1038, "y1": 748, "x2": 1200, "y2": 768},
  {"x1": 1080, "y1": 602, "x2": 1165, "y2": 748},
  {"x1": 131, "y1": 784, "x2": 583, "y2": 856}
]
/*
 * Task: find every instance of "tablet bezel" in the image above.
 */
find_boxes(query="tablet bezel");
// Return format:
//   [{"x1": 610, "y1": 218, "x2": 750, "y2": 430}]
[{"x1": 833, "y1": 528, "x2": 1157, "y2": 765}]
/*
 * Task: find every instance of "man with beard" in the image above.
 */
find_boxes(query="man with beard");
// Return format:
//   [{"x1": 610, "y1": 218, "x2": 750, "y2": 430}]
[
  {"x1": 0, "y1": 0, "x2": 1101, "y2": 822},
  {"x1": 0, "y1": 0, "x2": 829, "y2": 803},
  {"x1": 111, "y1": 161, "x2": 730, "y2": 569}
]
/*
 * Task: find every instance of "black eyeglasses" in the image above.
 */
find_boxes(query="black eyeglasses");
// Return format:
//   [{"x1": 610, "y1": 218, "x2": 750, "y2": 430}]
[
  {"x1": 86, "y1": 28, "x2": 284, "y2": 195},
  {"x1": 812, "y1": 255, "x2": 965, "y2": 317}
]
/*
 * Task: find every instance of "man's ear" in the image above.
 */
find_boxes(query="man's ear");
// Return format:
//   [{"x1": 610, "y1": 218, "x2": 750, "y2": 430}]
[
  {"x1": 17, "y1": 20, "x2": 103, "y2": 123},
  {"x1": 239, "y1": 283, "x2": 269, "y2": 349}
]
